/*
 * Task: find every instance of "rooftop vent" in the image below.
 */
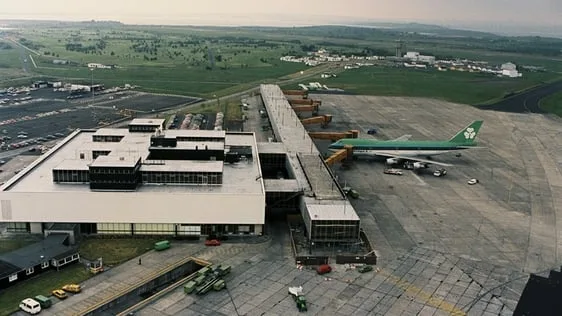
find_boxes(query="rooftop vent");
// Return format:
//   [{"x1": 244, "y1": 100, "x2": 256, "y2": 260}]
[{"x1": 119, "y1": 157, "x2": 124, "y2": 161}]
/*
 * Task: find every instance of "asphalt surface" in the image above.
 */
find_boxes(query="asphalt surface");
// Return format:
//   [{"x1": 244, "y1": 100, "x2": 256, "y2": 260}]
[
  {"x1": 304, "y1": 94, "x2": 562, "y2": 314},
  {"x1": 0, "y1": 88, "x2": 197, "y2": 152},
  {"x1": 480, "y1": 79, "x2": 562, "y2": 113}
]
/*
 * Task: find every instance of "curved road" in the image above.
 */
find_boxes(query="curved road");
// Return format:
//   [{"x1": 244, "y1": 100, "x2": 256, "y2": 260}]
[{"x1": 480, "y1": 79, "x2": 562, "y2": 114}]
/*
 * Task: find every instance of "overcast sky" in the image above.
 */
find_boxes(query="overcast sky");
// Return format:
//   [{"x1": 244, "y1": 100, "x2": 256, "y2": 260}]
[{"x1": 1, "y1": 0, "x2": 561, "y2": 27}]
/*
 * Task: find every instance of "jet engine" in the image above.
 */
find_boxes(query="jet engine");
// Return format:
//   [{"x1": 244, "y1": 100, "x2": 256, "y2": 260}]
[
  {"x1": 386, "y1": 158, "x2": 399, "y2": 165},
  {"x1": 413, "y1": 162, "x2": 428, "y2": 169}
]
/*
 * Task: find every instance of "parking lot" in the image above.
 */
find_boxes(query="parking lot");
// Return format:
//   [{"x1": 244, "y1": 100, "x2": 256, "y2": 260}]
[{"x1": 0, "y1": 86, "x2": 199, "y2": 151}]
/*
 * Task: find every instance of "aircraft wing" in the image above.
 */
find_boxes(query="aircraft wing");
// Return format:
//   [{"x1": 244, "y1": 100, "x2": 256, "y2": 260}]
[
  {"x1": 391, "y1": 134, "x2": 412, "y2": 141},
  {"x1": 374, "y1": 152, "x2": 454, "y2": 167}
]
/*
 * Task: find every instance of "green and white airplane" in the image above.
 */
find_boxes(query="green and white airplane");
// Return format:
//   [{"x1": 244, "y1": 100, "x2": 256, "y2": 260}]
[{"x1": 328, "y1": 120, "x2": 484, "y2": 168}]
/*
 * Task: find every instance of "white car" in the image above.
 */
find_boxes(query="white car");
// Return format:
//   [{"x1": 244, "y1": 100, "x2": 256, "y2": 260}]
[
  {"x1": 468, "y1": 178, "x2": 479, "y2": 185},
  {"x1": 433, "y1": 168, "x2": 447, "y2": 177}
]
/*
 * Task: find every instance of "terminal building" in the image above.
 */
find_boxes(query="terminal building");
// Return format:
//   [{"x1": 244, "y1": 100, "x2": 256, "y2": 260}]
[
  {"x1": 0, "y1": 119, "x2": 265, "y2": 237},
  {"x1": 0, "y1": 85, "x2": 361, "y2": 246}
]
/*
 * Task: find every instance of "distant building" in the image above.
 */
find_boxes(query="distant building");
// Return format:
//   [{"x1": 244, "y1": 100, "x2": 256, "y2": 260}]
[
  {"x1": 501, "y1": 62, "x2": 517, "y2": 71},
  {"x1": 501, "y1": 63, "x2": 522, "y2": 78},
  {"x1": 32, "y1": 81, "x2": 48, "y2": 89},
  {"x1": 87, "y1": 63, "x2": 112, "y2": 69},
  {"x1": 404, "y1": 52, "x2": 435, "y2": 64},
  {"x1": 53, "y1": 59, "x2": 68, "y2": 65}
]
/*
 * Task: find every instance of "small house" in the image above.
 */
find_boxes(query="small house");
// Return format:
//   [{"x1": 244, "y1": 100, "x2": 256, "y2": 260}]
[{"x1": 0, "y1": 234, "x2": 80, "y2": 289}]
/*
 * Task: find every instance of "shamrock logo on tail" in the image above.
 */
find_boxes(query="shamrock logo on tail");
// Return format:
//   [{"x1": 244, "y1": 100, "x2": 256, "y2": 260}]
[{"x1": 464, "y1": 127, "x2": 476, "y2": 140}]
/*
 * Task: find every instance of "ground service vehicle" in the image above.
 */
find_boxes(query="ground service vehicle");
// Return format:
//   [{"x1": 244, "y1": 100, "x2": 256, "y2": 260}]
[
  {"x1": 384, "y1": 169, "x2": 403, "y2": 175},
  {"x1": 52, "y1": 289, "x2": 68, "y2": 299},
  {"x1": 205, "y1": 239, "x2": 221, "y2": 246},
  {"x1": 433, "y1": 168, "x2": 447, "y2": 177},
  {"x1": 34, "y1": 295, "x2": 52, "y2": 308},
  {"x1": 358, "y1": 265, "x2": 374, "y2": 273},
  {"x1": 317, "y1": 264, "x2": 332, "y2": 275},
  {"x1": 62, "y1": 284, "x2": 81, "y2": 293},
  {"x1": 342, "y1": 186, "x2": 359, "y2": 199},
  {"x1": 468, "y1": 178, "x2": 479, "y2": 185},
  {"x1": 19, "y1": 298, "x2": 41, "y2": 314},
  {"x1": 154, "y1": 240, "x2": 171, "y2": 251},
  {"x1": 289, "y1": 286, "x2": 307, "y2": 312}
]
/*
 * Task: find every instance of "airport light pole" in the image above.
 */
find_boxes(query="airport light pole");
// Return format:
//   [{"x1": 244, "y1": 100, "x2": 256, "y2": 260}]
[{"x1": 90, "y1": 68, "x2": 94, "y2": 104}]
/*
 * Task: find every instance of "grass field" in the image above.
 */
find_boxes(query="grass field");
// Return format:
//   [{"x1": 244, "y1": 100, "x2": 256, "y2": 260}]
[
  {"x1": 2, "y1": 23, "x2": 562, "y2": 113},
  {"x1": 0, "y1": 40, "x2": 29, "y2": 81},
  {"x1": 539, "y1": 90, "x2": 562, "y2": 117},
  {"x1": 79, "y1": 238, "x2": 157, "y2": 265},
  {"x1": 297, "y1": 67, "x2": 561, "y2": 105},
  {"x1": 32, "y1": 58, "x2": 305, "y2": 98},
  {"x1": 0, "y1": 237, "x2": 156, "y2": 315}
]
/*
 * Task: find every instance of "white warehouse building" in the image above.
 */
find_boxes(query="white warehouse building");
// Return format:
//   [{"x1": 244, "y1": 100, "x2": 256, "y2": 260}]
[{"x1": 0, "y1": 119, "x2": 265, "y2": 237}]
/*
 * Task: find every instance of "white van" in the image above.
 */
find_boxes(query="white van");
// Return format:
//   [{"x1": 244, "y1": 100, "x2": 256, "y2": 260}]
[{"x1": 19, "y1": 298, "x2": 41, "y2": 314}]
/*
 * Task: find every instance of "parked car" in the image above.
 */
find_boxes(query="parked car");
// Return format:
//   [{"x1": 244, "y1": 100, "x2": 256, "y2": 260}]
[
  {"x1": 52, "y1": 289, "x2": 67, "y2": 299},
  {"x1": 19, "y1": 298, "x2": 41, "y2": 314},
  {"x1": 62, "y1": 284, "x2": 81, "y2": 293},
  {"x1": 357, "y1": 265, "x2": 374, "y2": 273},
  {"x1": 367, "y1": 128, "x2": 377, "y2": 135},
  {"x1": 317, "y1": 264, "x2": 332, "y2": 275},
  {"x1": 205, "y1": 239, "x2": 221, "y2": 246},
  {"x1": 468, "y1": 178, "x2": 479, "y2": 185}
]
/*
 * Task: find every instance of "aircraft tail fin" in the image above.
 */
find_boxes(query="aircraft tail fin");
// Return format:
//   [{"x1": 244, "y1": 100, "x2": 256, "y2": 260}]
[{"x1": 448, "y1": 120, "x2": 483, "y2": 144}]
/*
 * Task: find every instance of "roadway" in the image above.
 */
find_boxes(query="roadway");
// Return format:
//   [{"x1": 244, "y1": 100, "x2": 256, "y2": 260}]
[{"x1": 480, "y1": 79, "x2": 562, "y2": 113}]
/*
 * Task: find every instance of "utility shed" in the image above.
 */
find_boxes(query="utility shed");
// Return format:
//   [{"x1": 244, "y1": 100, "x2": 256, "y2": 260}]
[{"x1": 0, "y1": 234, "x2": 80, "y2": 289}]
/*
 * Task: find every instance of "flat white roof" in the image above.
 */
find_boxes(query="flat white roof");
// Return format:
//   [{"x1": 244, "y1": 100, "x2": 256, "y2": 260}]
[
  {"x1": 3, "y1": 130, "x2": 263, "y2": 195},
  {"x1": 54, "y1": 159, "x2": 90, "y2": 171},
  {"x1": 306, "y1": 202, "x2": 360, "y2": 221},
  {"x1": 170, "y1": 141, "x2": 224, "y2": 151},
  {"x1": 93, "y1": 128, "x2": 128, "y2": 137},
  {"x1": 164, "y1": 129, "x2": 226, "y2": 138},
  {"x1": 141, "y1": 161, "x2": 223, "y2": 173},
  {"x1": 90, "y1": 155, "x2": 140, "y2": 168},
  {"x1": 129, "y1": 118, "x2": 165, "y2": 126},
  {"x1": 257, "y1": 142, "x2": 287, "y2": 154}
]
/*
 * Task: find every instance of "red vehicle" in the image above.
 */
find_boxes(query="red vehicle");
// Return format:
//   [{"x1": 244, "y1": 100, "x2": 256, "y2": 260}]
[
  {"x1": 316, "y1": 264, "x2": 332, "y2": 275},
  {"x1": 205, "y1": 239, "x2": 221, "y2": 246}
]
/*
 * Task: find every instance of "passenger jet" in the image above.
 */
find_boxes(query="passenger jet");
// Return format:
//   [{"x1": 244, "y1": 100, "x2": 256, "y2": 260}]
[{"x1": 328, "y1": 120, "x2": 484, "y2": 169}]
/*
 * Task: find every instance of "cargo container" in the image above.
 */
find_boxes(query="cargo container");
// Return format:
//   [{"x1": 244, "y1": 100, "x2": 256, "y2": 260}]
[{"x1": 154, "y1": 240, "x2": 170, "y2": 251}]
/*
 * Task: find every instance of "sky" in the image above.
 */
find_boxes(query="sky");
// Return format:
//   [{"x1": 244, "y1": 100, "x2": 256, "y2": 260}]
[{"x1": 1, "y1": 0, "x2": 561, "y2": 29}]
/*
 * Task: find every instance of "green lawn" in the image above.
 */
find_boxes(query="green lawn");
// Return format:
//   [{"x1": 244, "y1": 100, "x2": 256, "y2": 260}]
[
  {"x1": 0, "y1": 237, "x2": 157, "y2": 315},
  {"x1": 79, "y1": 238, "x2": 157, "y2": 265},
  {"x1": 32, "y1": 60, "x2": 305, "y2": 98},
  {"x1": 0, "y1": 265, "x2": 90, "y2": 316},
  {"x1": 539, "y1": 90, "x2": 562, "y2": 117},
  {"x1": 296, "y1": 66, "x2": 561, "y2": 105}
]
